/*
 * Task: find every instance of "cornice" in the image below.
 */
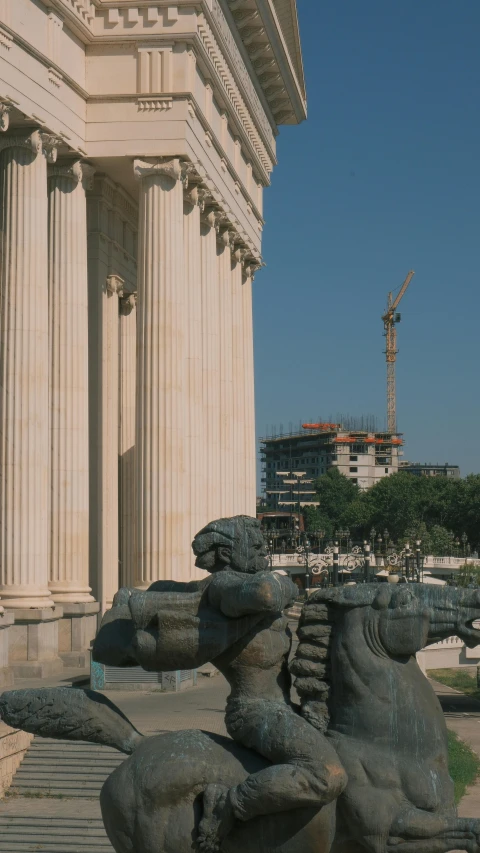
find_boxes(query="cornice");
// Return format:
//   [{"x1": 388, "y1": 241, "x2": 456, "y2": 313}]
[
  {"x1": 202, "y1": 1, "x2": 277, "y2": 144},
  {"x1": 223, "y1": 0, "x2": 306, "y2": 125}
]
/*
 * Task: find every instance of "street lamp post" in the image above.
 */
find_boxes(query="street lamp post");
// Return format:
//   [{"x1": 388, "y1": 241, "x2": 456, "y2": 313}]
[
  {"x1": 363, "y1": 541, "x2": 371, "y2": 582},
  {"x1": 333, "y1": 542, "x2": 339, "y2": 587},
  {"x1": 404, "y1": 543, "x2": 411, "y2": 580},
  {"x1": 461, "y1": 532, "x2": 468, "y2": 558},
  {"x1": 415, "y1": 539, "x2": 422, "y2": 582}
]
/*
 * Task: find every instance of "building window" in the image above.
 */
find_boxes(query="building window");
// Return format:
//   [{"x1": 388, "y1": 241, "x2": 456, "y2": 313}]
[
  {"x1": 385, "y1": 468, "x2": 389, "y2": 474},
  {"x1": 350, "y1": 455, "x2": 358, "y2": 462},
  {"x1": 349, "y1": 467, "x2": 358, "y2": 473},
  {"x1": 351, "y1": 478, "x2": 358, "y2": 485}
]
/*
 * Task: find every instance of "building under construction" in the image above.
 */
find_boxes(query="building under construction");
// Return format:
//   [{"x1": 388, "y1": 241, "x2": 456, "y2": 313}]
[{"x1": 260, "y1": 422, "x2": 404, "y2": 506}]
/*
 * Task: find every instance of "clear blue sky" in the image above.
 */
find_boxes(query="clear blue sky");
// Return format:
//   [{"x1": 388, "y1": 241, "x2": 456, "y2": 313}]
[{"x1": 254, "y1": 0, "x2": 480, "y2": 482}]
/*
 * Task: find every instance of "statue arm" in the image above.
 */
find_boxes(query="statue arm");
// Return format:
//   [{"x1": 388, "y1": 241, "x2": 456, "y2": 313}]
[{"x1": 208, "y1": 572, "x2": 297, "y2": 618}]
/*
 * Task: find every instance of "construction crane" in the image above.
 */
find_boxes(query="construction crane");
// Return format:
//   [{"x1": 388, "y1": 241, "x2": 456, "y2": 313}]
[{"x1": 382, "y1": 270, "x2": 415, "y2": 434}]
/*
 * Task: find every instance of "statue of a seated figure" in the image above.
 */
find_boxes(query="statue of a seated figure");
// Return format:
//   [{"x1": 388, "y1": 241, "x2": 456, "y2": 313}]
[{"x1": 93, "y1": 515, "x2": 347, "y2": 852}]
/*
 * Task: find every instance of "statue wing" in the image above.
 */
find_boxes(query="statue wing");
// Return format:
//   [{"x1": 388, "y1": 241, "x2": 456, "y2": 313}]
[{"x1": 0, "y1": 687, "x2": 143, "y2": 754}]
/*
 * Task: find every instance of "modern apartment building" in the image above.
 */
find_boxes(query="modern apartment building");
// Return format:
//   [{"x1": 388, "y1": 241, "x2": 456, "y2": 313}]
[
  {"x1": 260, "y1": 423, "x2": 403, "y2": 505},
  {"x1": 399, "y1": 462, "x2": 460, "y2": 479}
]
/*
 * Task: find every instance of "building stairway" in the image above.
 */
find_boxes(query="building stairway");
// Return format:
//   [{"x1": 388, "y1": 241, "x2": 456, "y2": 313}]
[{"x1": 0, "y1": 738, "x2": 123, "y2": 851}]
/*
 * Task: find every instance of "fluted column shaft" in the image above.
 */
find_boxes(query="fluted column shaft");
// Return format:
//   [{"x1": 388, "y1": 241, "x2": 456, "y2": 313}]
[
  {"x1": 119, "y1": 292, "x2": 137, "y2": 589},
  {"x1": 102, "y1": 275, "x2": 122, "y2": 609},
  {"x1": 135, "y1": 158, "x2": 187, "y2": 584},
  {"x1": 200, "y1": 211, "x2": 221, "y2": 524},
  {"x1": 48, "y1": 161, "x2": 94, "y2": 603},
  {"x1": 217, "y1": 233, "x2": 235, "y2": 517},
  {"x1": 231, "y1": 255, "x2": 247, "y2": 513},
  {"x1": 0, "y1": 130, "x2": 53, "y2": 608},
  {"x1": 242, "y1": 271, "x2": 257, "y2": 515},
  {"x1": 184, "y1": 188, "x2": 203, "y2": 549}
]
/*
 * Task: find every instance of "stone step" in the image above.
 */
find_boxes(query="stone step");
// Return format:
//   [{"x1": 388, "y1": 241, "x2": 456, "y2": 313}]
[
  {"x1": 0, "y1": 817, "x2": 113, "y2": 852},
  {"x1": 17, "y1": 763, "x2": 122, "y2": 775},
  {"x1": 0, "y1": 738, "x2": 117, "y2": 848},
  {"x1": 0, "y1": 844, "x2": 111, "y2": 852}
]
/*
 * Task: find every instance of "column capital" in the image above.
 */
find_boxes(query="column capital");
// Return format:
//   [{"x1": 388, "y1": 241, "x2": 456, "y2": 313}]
[
  {"x1": 106, "y1": 274, "x2": 125, "y2": 297},
  {"x1": 233, "y1": 246, "x2": 249, "y2": 265},
  {"x1": 48, "y1": 160, "x2": 95, "y2": 189},
  {"x1": 39, "y1": 133, "x2": 62, "y2": 164},
  {"x1": 134, "y1": 157, "x2": 187, "y2": 185},
  {"x1": 120, "y1": 292, "x2": 137, "y2": 315},
  {"x1": 184, "y1": 185, "x2": 206, "y2": 210},
  {"x1": 201, "y1": 207, "x2": 222, "y2": 232},
  {"x1": 243, "y1": 259, "x2": 263, "y2": 281},
  {"x1": 0, "y1": 128, "x2": 43, "y2": 156},
  {"x1": 218, "y1": 227, "x2": 237, "y2": 250},
  {"x1": 0, "y1": 103, "x2": 13, "y2": 132}
]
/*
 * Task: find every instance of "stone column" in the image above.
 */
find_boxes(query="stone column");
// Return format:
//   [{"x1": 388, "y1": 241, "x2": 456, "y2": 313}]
[
  {"x1": 200, "y1": 209, "x2": 222, "y2": 525},
  {"x1": 119, "y1": 291, "x2": 137, "y2": 589},
  {"x1": 0, "y1": 129, "x2": 54, "y2": 609},
  {"x1": 101, "y1": 274, "x2": 122, "y2": 609},
  {"x1": 134, "y1": 158, "x2": 187, "y2": 585},
  {"x1": 184, "y1": 186, "x2": 204, "y2": 549},
  {"x1": 217, "y1": 229, "x2": 235, "y2": 517},
  {"x1": 231, "y1": 250, "x2": 247, "y2": 514},
  {"x1": 47, "y1": 160, "x2": 95, "y2": 604},
  {"x1": 242, "y1": 265, "x2": 257, "y2": 516}
]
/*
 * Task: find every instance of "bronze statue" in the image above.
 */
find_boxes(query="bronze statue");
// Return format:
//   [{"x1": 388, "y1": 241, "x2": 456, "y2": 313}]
[{"x1": 1, "y1": 516, "x2": 480, "y2": 853}]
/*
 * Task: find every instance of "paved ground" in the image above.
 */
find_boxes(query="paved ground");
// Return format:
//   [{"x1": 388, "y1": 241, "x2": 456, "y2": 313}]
[{"x1": 431, "y1": 679, "x2": 480, "y2": 817}]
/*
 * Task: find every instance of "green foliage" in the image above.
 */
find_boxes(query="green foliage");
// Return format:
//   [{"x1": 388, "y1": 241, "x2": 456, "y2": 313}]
[
  {"x1": 447, "y1": 729, "x2": 480, "y2": 803},
  {"x1": 302, "y1": 469, "x2": 480, "y2": 553},
  {"x1": 456, "y1": 565, "x2": 480, "y2": 588},
  {"x1": 309, "y1": 469, "x2": 359, "y2": 536},
  {"x1": 302, "y1": 506, "x2": 334, "y2": 540}
]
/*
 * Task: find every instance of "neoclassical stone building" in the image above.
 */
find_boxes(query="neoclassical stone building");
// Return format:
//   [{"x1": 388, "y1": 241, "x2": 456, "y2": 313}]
[{"x1": 0, "y1": 0, "x2": 306, "y2": 677}]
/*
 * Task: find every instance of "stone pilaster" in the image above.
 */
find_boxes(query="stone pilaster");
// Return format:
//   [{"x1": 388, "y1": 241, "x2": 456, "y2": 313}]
[
  {"x1": 184, "y1": 186, "x2": 204, "y2": 550},
  {"x1": 0, "y1": 129, "x2": 55, "y2": 609},
  {"x1": 134, "y1": 158, "x2": 187, "y2": 584},
  {"x1": 47, "y1": 160, "x2": 95, "y2": 604},
  {"x1": 217, "y1": 228, "x2": 235, "y2": 517},
  {"x1": 200, "y1": 209, "x2": 222, "y2": 525},
  {"x1": 119, "y1": 291, "x2": 137, "y2": 589}
]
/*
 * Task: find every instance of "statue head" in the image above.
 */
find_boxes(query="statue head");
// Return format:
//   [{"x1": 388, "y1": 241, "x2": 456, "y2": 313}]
[{"x1": 192, "y1": 515, "x2": 268, "y2": 575}]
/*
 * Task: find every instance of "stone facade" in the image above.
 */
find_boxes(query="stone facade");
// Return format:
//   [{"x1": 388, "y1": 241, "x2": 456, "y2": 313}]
[{"x1": 0, "y1": 0, "x2": 306, "y2": 672}]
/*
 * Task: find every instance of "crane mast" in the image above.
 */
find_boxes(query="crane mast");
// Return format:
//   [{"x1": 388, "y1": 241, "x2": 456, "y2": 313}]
[{"x1": 382, "y1": 271, "x2": 415, "y2": 434}]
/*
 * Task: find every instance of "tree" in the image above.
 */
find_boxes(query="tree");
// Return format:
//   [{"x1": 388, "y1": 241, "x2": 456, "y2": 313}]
[
  {"x1": 361, "y1": 473, "x2": 428, "y2": 541},
  {"x1": 456, "y1": 564, "x2": 480, "y2": 588},
  {"x1": 305, "y1": 469, "x2": 359, "y2": 536},
  {"x1": 302, "y1": 506, "x2": 335, "y2": 540}
]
